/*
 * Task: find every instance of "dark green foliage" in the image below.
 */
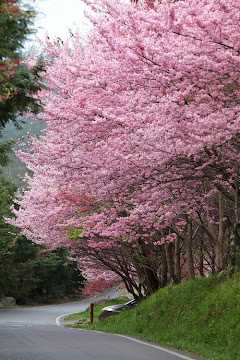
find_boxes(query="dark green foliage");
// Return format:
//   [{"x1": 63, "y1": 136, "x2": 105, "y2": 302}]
[
  {"x1": 0, "y1": 173, "x2": 17, "y2": 249},
  {"x1": 0, "y1": 173, "x2": 18, "y2": 298},
  {"x1": 0, "y1": 234, "x2": 86, "y2": 304},
  {"x1": 0, "y1": 0, "x2": 45, "y2": 129},
  {"x1": 0, "y1": 59, "x2": 46, "y2": 129},
  {"x1": 0, "y1": 0, "x2": 34, "y2": 61},
  {"x1": 3, "y1": 238, "x2": 86, "y2": 304},
  {"x1": 0, "y1": 140, "x2": 12, "y2": 167},
  {"x1": 0, "y1": 0, "x2": 46, "y2": 186},
  {"x1": 30, "y1": 247, "x2": 86, "y2": 302},
  {"x1": 0, "y1": 132, "x2": 13, "y2": 176},
  {"x1": 0, "y1": 174, "x2": 85, "y2": 303}
]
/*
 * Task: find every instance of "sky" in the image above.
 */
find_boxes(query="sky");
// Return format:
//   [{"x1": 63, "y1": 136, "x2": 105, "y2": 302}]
[{"x1": 33, "y1": 0, "x2": 91, "y2": 42}]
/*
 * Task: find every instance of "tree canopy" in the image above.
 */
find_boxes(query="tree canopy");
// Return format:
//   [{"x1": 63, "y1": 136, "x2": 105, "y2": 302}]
[{"x1": 9, "y1": 0, "x2": 240, "y2": 298}]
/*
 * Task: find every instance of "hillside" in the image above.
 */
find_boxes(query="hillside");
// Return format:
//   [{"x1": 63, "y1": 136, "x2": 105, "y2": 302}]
[
  {"x1": 1, "y1": 118, "x2": 45, "y2": 187},
  {"x1": 72, "y1": 273, "x2": 240, "y2": 360}
]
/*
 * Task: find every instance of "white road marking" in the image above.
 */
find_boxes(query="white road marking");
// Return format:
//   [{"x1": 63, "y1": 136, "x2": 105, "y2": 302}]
[
  {"x1": 56, "y1": 314, "x2": 71, "y2": 327},
  {"x1": 56, "y1": 316, "x2": 198, "y2": 360},
  {"x1": 116, "y1": 334, "x2": 197, "y2": 360}
]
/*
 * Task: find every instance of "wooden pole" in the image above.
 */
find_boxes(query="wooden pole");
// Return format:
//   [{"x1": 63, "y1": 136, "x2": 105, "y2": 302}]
[{"x1": 90, "y1": 303, "x2": 94, "y2": 324}]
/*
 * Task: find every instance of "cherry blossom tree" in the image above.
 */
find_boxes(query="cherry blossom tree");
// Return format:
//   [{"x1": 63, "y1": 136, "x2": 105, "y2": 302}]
[{"x1": 8, "y1": 0, "x2": 240, "y2": 296}]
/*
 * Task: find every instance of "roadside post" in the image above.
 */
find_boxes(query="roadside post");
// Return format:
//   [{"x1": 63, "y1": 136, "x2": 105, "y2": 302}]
[{"x1": 90, "y1": 303, "x2": 94, "y2": 324}]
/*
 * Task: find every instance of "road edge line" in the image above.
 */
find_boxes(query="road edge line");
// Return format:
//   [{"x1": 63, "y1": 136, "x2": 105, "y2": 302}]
[
  {"x1": 114, "y1": 333, "x2": 198, "y2": 360},
  {"x1": 56, "y1": 314, "x2": 71, "y2": 327},
  {"x1": 56, "y1": 317, "x2": 200, "y2": 360}
]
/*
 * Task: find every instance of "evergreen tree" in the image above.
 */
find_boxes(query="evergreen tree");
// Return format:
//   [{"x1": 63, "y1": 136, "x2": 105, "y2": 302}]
[
  {"x1": 0, "y1": 173, "x2": 18, "y2": 298},
  {"x1": 0, "y1": 0, "x2": 44, "y2": 130}
]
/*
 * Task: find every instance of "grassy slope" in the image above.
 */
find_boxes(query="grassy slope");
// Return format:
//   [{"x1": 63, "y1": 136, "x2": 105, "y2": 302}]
[
  {"x1": 67, "y1": 273, "x2": 240, "y2": 360},
  {"x1": 65, "y1": 299, "x2": 127, "y2": 322}
]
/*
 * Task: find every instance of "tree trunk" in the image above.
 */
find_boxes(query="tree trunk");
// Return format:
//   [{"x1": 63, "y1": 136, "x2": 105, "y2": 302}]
[
  {"x1": 230, "y1": 172, "x2": 240, "y2": 273},
  {"x1": 199, "y1": 233, "x2": 204, "y2": 277},
  {"x1": 157, "y1": 249, "x2": 168, "y2": 288},
  {"x1": 143, "y1": 268, "x2": 160, "y2": 295},
  {"x1": 174, "y1": 235, "x2": 181, "y2": 283},
  {"x1": 215, "y1": 191, "x2": 225, "y2": 272},
  {"x1": 185, "y1": 216, "x2": 195, "y2": 280},
  {"x1": 165, "y1": 241, "x2": 178, "y2": 284},
  {"x1": 136, "y1": 239, "x2": 160, "y2": 295}
]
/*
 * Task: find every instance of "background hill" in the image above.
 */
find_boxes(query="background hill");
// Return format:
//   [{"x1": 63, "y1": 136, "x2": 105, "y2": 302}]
[{"x1": 1, "y1": 117, "x2": 45, "y2": 187}]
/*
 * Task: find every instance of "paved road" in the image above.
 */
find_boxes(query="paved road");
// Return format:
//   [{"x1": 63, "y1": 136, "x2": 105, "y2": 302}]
[{"x1": 0, "y1": 292, "x2": 204, "y2": 360}]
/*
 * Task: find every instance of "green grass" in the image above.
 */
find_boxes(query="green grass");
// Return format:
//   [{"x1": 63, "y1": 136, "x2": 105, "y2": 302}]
[
  {"x1": 65, "y1": 298, "x2": 127, "y2": 324},
  {"x1": 66, "y1": 273, "x2": 240, "y2": 360}
]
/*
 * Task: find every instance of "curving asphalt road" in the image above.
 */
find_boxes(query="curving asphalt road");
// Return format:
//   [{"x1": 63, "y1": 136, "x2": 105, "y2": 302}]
[{"x1": 0, "y1": 292, "x2": 205, "y2": 360}]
